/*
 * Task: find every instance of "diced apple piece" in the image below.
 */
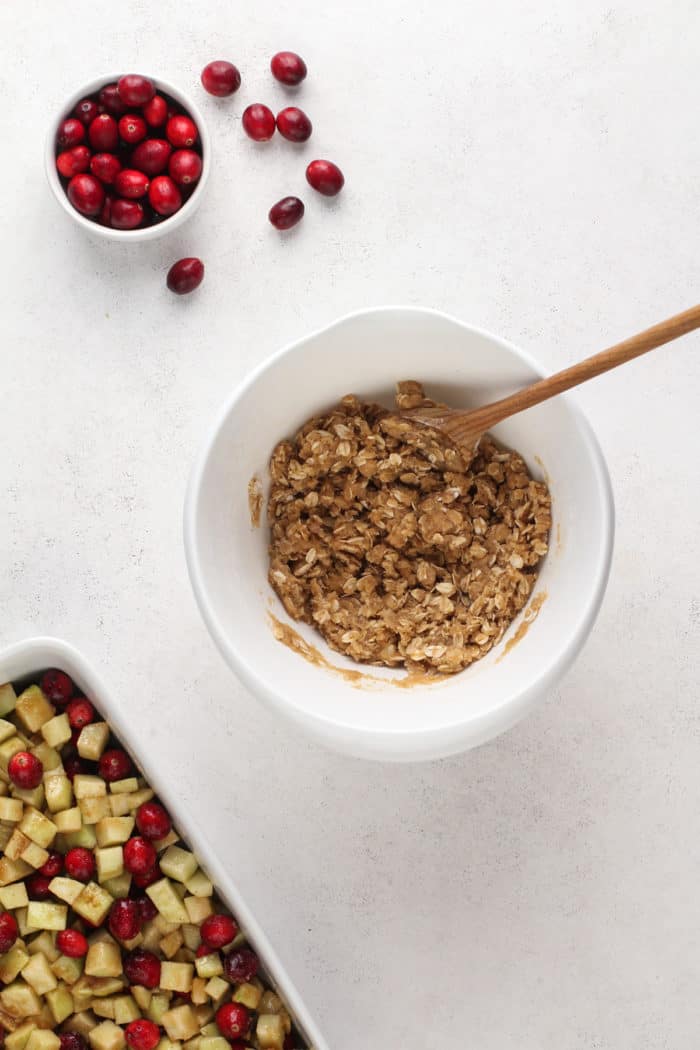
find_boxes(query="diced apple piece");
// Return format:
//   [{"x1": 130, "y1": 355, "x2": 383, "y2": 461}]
[
  {"x1": 189, "y1": 978, "x2": 207, "y2": 1005},
  {"x1": 0, "y1": 826, "x2": 12, "y2": 850},
  {"x1": 233, "y1": 981, "x2": 262, "y2": 1010},
  {"x1": 50, "y1": 954, "x2": 83, "y2": 985},
  {"x1": 108, "y1": 794, "x2": 131, "y2": 817},
  {"x1": 139, "y1": 922, "x2": 162, "y2": 954},
  {"x1": 0, "y1": 683, "x2": 17, "y2": 717},
  {"x1": 159, "y1": 847, "x2": 197, "y2": 885},
  {"x1": 204, "y1": 977, "x2": 228, "y2": 1003},
  {"x1": 182, "y1": 1039, "x2": 200, "y2": 1050},
  {"x1": 180, "y1": 925, "x2": 200, "y2": 952},
  {"x1": 71, "y1": 976, "x2": 95, "y2": 1010},
  {"x1": 18, "y1": 808, "x2": 56, "y2": 848},
  {"x1": 79, "y1": 797, "x2": 111, "y2": 825},
  {"x1": 58, "y1": 824, "x2": 97, "y2": 850},
  {"x1": 85, "y1": 941, "x2": 122, "y2": 978},
  {"x1": 0, "y1": 981, "x2": 41, "y2": 1018},
  {"x1": 26, "y1": 901, "x2": 67, "y2": 931},
  {"x1": 146, "y1": 879, "x2": 189, "y2": 924},
  {"x1": 194, "y1": 953, "x2": 222, "y2": 979},
  {"x1": 31, "y1": 743, "x2": 61, "y2": 772},
  {"x1": 20, "y1": 841, "x2": 50, "y2": 869},
  {"x1": 48, "y1": 876, "x2": 84, "y2": 905},
  {"x1": 14, "y1": 908, "x2": 29, "y2": 936},
  {"x1": 109, "y1": 778, "x2": 139, "y2": 795},
  {"x1": 4, "y1": 1022, "x2": 36, "y2": 1050},
  {"x1": 155, "y1": 1041, "x2": 181, "y2": 1050},
  {"x1": 21, "y1": 952, "x2": 57, "y2": 995},
  {"x1": 152, "y1": 916, "x2": 179, "y2": 937},
  {"x1": 113, "y1": 994, "x2": 141, "y2": 1025},
  {"x1": 199, "y1": 1039, "x2": 230, "y2": 1050},
  {"x1": 24, "y1": 1031, "x2": 60, "y2": 1050},
  {"x1": 0, "y1": 737, "x2": 25, "y2": 773},
  {"x1": 160, "y1": 962, "x2": 194, "y2": 994},
  {"x1": 102, "y1": 872, "x2": 132, "y2": 898},
  {"x1": 183, "y1": 896, "x2": 213, "y2": 925},
  {"x1": 40, "y1": 714, "x2": 72, "y2": 749},
  {"x1": 95, "y1": 846, "x2": 123, "y2": 883},
  {"x1": 14, "y1": 687, "x2": 55, "y2": 734},
  {"x1": 72, "y1": 882, "x2": 113, "y2": 926},
  {"x1": 147, "y1": 993, "x2": 172, "y2": 1025},
  {"x1": 4, "y1": 829, "x2": 31, "y2": 861},
  {"x1": 173, "y1": 949, "x2": 194, "y2": 964},
  {"x1": 159, "y1": 930, "x2": 183, "y2": 960},
  {"x1": 126, "y1": 788, "x2": 154, "y2": 811},
  {"x1": 10, "y1": 786, "x2": 45, "y2": 810},
  {"x1": 43, "y1": 778, "x2": 73, "y2": 817},
  {"x1": 0, "y1": 946, "x2": 30, "y2": 984},
  {"x1": 90, "y1": 976, "x2": 126, "y2": 997},
  {"x1": 95, "y1": 816, "x2": 134, "y2": 848},
  {"x1": 26, "y1": 930, "x2": 60, "y2": 962},
  {"x1": 45, "y1": 982, "x2": 74, "y2": 1024},
  {"x1": 161, "y1": 1004, "x2": 199, "y2": 1042},
  {"x1": 63, "y1": 1010, "x2": 97, "y2": 1036},
  {"x1": 0, "y1": 719, "x2": 16, "y2": 744},
  {"x1": 152, "y1": 830, "x2": 179, "y2": 851},
  {"x1": 74, "y1": 775, "x2": 107, "y2": 799},
  {"x1": 256, "y1": 1014, "x2": 285, "y2": 1050},
  {"x1": 130, "y1": 986, "x2": 152, "y2": 1012},
  {"x1": 184, "y1": 870, "x2": 213, "y2": 899},
  {"x1": 77, "y1": 723, "x2": 110, "y2": 762},
  {"x1": 0, "y1": 796, "x2": 23, "y2": 823},
  {"x1": 52, "y1": 806, "x2": 81, "y2": 833},
  {"x1": 0, "y1": 881, "x2": 28, "y2": 909},
  {"x1": 193, "y1": 1003, "x2": 214, "y2": 1027},
  {"x1": 89, "y1": 1020, "x2": 126, "y2": 1050},
  {"x1": 92, "y1": 999, "x2": 116, "y2": 1020}
]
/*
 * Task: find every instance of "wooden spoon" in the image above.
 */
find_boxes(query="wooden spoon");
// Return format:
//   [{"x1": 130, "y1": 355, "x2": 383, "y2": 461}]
[{"x1": 403, "y1": 303, "x2": 700, "y2": 456}]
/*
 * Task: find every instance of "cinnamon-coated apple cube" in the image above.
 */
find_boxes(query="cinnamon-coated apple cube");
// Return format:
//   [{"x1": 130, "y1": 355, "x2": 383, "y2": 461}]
[
  {"x1": 147, "y1": 993, "x2": 173, "y2": 1025},
  {"x1": 5, "y1": 828, "x2": 31, "y2": 861},
  {"x1": 85, "y1": 941, "x2": 122, "y2": 979},
  {"x1": 126, "y1": 788, "x2": 154, "y2": 811},
  {"x1": 184, "y1": 870, "x2": 213, "y2": 899},
  {"x1": 153, "y1": 915, "x2": 179, "y2": 936},
  {"x1": 0, "y1": 718, "x2": 16, "y2": 743},
  {"x1": 180, "y1": 924, "x2": 200, "y2": 952},
  {"x1": 88, "y1": 1021, "x2": 126, "y2": 1050},
  {"x1": 159, "y1": 930, "x2": 183, "y2": 959},
  {"x1": 183, "y1": 896, "x2": 213, "y2": 925},
  {"x1": 155, "y1": 1041, "x2": 181, "y2": 1050},
  {"x1": 90, "y1": 976, "x2": 126, "y2": 998},
  {"x1": 77, "y1": 723, "x2": 110, "y2": 762},
  {"x1": 18, "y1": 808, "x2": 56, "y2": 848},
  {"x1": 72, "y1": 882, "x2": 113, "y2": 925},
  {"x1": 26, "y1": 902, "x2": 67, "y2": 931},
  {"x1": 0, "y1": 946, "x2": 30, "y2": 984},
  {"x1": 256, "y1": 1014, "x2": 285, "y2": 1049},
  {"x1": 160, "y1": 962, "x2": 194, "y2": 994},
  {"x1": 40, "y1": 714, "x2": 72, "y2": 750},
  {"x1": 194, "y1": 954, "x2": 222, "y2": 979},
  {"x1": 203, "y1": 977, "x2": 228, "y2": 1003},
  {"x1": 233, "y1": 982, "x2": 262, "y2": 1010},
  {"x1": 44, "y1": 776, "x2": 73, "y2": 814},
  {"x1": 14, "y1": 687, "x2": 55, "y2": 734},
  {"x1": 102, "y1": 872, "x2": 132, "y2": 899},
  {"x1": 199, "y1": 1039, "x2": 230, "y2": 1050},
  {"x1": 95, "y1": 816, "x2": 134, "y2": 848},
  {"x1": 10, "y1": 785, "x2": 45, "y2": 810},
  {"x1": 0, "y1": 683, "x2": 17, "y2": 716},
  {"x1": 113, "y1": 994, "x2": 141, "y2": 1025},
  {"x1": 47, "y1": 876, "x2": 83, "y2": 905},
  {"x1": 109, "y1": 778, "x2": 139, "y2": 795},
  {"x1": 45, "y1": 982, "x2": 74, "y2": 1024},
  {"x1": 92, "y1": 1000, "x2": 115, "y2": 1020},
  {"x1": 152, "y1": 830, "x2": 179, "y2": 851},
  {"x1": 131, "y1": 986, "x2": 152, "y2": 1012},
  {"x1": 199, "y1": 1026, "x2": 218, "y2": 1039},
  {"x1": 20, "y1": 841, "x2": 50, "y2": 869},
  {"x1": 182, "y1": 1039, "x2": 201, "y2": 1050},
  {"x1": 189, "y1": 978, "x2": 207, "y2": 1006},
  {"x1": 21, "y1": 952, "x2": 57, "y2": 995},
  {"x1": 95, "y1": 846, "x2": 123, "y2": 883},
  {"x1": 69, "y1": 977, "x2": 94, "y2": 1011},
  {"x1": 193, "y1": 1004, "x2": 214, "y2": 1027},
  {"x1": 50, "y1": 953, "x2": 83, "y2": 985},
  {"x1": 173, "y1": 948, "x2": 194, "y2": 964},
  {"x1": 0, "y1": 826, "x2": 12, "y2": 851},
  {"x1": 4, "y1": 1022, "x2": 37, "y2": 1050},
  {"x1": 24, "y1": 1031, "x2": 60, "y2": 1050},
  {"x1": 159, "y1": 847, "x2": 197, "y2": 885},
  {"x1": 74, "y1": 775, "x2": 107, "y2": 799},
  {"x1": 0, "y1": 796, "x2": 23, "y2": 822},
  {"x1": 139, "y1": 922, "x2": 162, "y2": 954},
  {"x1": 79, "y1": 796, "x2": 111, "y2": 825},
  {"x1": 146, "y1": 879, "x2": 189, "y2": 924},
  {"x1": 31, "y1": 743, "x2": 61, "y2": 772},
  {"x1": 26, "y1": 930, "x2": 59, "y2": 962},
  {"x1": 108, "y1": 794, "x2": 131, "y2": 817},
  {"x1": 161, "y1": 1003, "x2": 199, "y2": 1041},
  {"x1": 0, "y1": 981, "x2": 42, "y2": 1018},
  {"x1": 58, "y1": 824, "x2": 96, "y2": 850},
  {"x1": 0, "y1": 881, "x2": 28, "y2": 909},
  {"x1": 0, "y1": 737, "x2": 25, "y2": 772},
  {"x1": 52, "y1": 806, "x2": 82, "y2": 833}
]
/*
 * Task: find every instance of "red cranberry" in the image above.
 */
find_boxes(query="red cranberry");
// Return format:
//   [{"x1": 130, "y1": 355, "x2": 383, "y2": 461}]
[
  {"x1": 89, "y1": 114, "x2": 119, "y2": 151},
  {"x1": 149, "y1": 176, "x2": 181, "y2": 216},
  {"x1": 114, "y1": 169, "x2": 150, "y2": 199},
  {"x1": 168, "y1": 149, "x2": 202, "y2": 186},
  {"x1": 109, "y1": 898, "x2": 141, "y2": 941},
  {"x1": 111, "y1": 199, "x2": 144, "y2": 230},
  {"x1": 75, "y1": 98, "x2": 99, "y2": 125},
  {"x1": 64, "y1": 847, "x2": 95, "y2": 881},
  {"x1": 66, "y1": 697, "x2": 94, "y2": 729},
  {"x1": 57, "y1": 118, "x2": 85, "y2": 149},
  {"x1": 123, "y1": 836, "x2": 157, "y2": 875},
  {"x1": 8, "y1": 751, "x2": 43, "y2": 789},
  {"x1": 269, "y1": 196, "x2": 304, "y2": 230},
  {"x1": 242, "y1": 104, "x2": 276, "y2": 142},
  {"x1": 271, "y1": 52, "x2": 307, "y2": 86},
  {"x1": 99, "y1": 84, "x2": 127, "y2": 117},
  {"x1": 131, "y1": 139, "x2": 172, "y2": 176},
  {"x1": 125, "y1": 1020, "x2": 160, "y2": 1050},
  {"x1": 63, "y1": 754, "x2": 85, "y2": 780},
  {"x1": 276, "y1": 107, "x2": 312, "y2": 143},
  {"x1": 215, "y1": 1003, "x2": 250, "y2": 1040},
  {"x1": 117, "y1": 75, "x2": 155, "y2": 108},
  {"x1": 131, "y1": 864, "x2": 161, "y2": 889},
  {"x1": 166, "y1": 257, "x2": 204, "y2": 295},
  {"x1": 196, "y1": 944, "x2": 213, "y2": 958},
  {"x1": 135, "y1": 801, "x2": 172, "y2": 839},
  {"x1": 200, "y1": 914, "x2": 238, "y2": 950},
  {"x1": 223, "y1": 948, "x2": 259, "y2": 984},
  {"x1": 99, "y1": 196, "x2": 113, "y2": 226},
  {"x1": 305, "y1": 159, "x2": 344, "y2": 196},
  {"x1": 59, "y1": 1035, "x2": 88, "y2": 1050},
  {"x1": 0, "y1": 912, "x2": 18, "y2": 953},
  {"x1": 56, "y1": 147, "x2": 91, "y2": 179},
  {"x1": 166, "y1": 115, "x2": 198, "y2": 148},
  {"x1": 40, "y1": 851, "x2": 63, "y2": 878},
  {"x1": 56, "y1": 929, "x2": 88, "y2": 958},
  {"x1": 90, "y1": 153, "x2": 122, "y2": 185},
  {"x1": 124, "y1": 949, "x2": 161, "y2": 989},
  {"x1": 201, "y1": 61, "x2": 241, "y2": 97},
  {"x1": 143, "y1": 95, "x2": 168, "y2": 127},
  {"x1": 40, "y1": 669, "x2": 74, "y2": 704},
  {"x1": 26, "y1": 875, "x2": 53, "y2": 900},
  {"x1": 99, "y1": 748, "x2": 132, "y2": 782},
  {"x1": 118, "y1": 114, "x2": 147, "y2": 145},
  {"x1": 135, "y1": 896, "x2": 158, "y2": 924}
]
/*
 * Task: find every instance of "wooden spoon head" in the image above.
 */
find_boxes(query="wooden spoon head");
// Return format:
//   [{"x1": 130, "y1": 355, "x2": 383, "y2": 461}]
[{"x1": 401, "y1": 407, "x2": 484, "y2": 463}]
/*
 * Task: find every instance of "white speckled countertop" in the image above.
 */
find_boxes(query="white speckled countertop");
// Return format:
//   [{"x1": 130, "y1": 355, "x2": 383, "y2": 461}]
[{"x1": 2, "y1": 1, "x2": 700, "y2": 1046}]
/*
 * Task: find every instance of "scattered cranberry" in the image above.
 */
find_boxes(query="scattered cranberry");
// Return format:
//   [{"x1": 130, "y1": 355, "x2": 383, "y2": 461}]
[
  {"x1": 215, "y1": 1003, "x2": 250, "y2": 1041},
  {"x1": 66, "y1": 697, "x2": 94, "y2": 729},
  {"x1": 124, "y1": 949, "x2": 161, "y2": 989},
  {"x1": 131, "y1": 139, "x2": 172, "y2": 176},
  {"x1": 200, "y1": 914, "x2": 238, "y2": 950},
  {"x1": 143, "y1": 95, "x2": 168, "y2": 127},
  {"x1": 269, "y1": 196, "x2": 304, "y2": 230},
  {"x1": 40, "y1": 669, "x2": 74, "y2": 704},
  {"x1": 114, "y1": 169, "x2": 150, "y2": 199},
  {"x1": 89, "y1": 114, "x2": 119, "y2": 151},
  {"x1": 149, "y1": 176, "x2": 181, "y2": 215},
  {"x1": 123, "y1": 836, "x2": 157, "y2": 875},
  {"x1": 63, "y1": 754, "x2": 85, "y2": 780},
  {"x1": 64, "y1": 847, "x2": 95, "y2": 881},
  {"x1": 305, "y1": 158, "x2": 344, "y2": 196},
  {"x1": 242, "y1": 104, "x2": 276, "y2": 142},
  {"x1": 117, "y1": 74, "x2": 156, "y2": 108},
  {"x1": 56, "y1": 929, "x2": 88, "y2": 958},
  {"x1": 111, "y1": 199, "x2": 144, "y2": 230},
  {"x1": 166, "y1": 257, "x2": 204, "y2": 295},
  {"x1": 59, "y1": 1035, "x2": 88, "y2": 1050},
  {"x1": 196, "y1": 944, "x2": 213, "y2": 958},
  {"x1": 40, "y1": 851, "x2": 63, "y2": 878},
  {"x1": 75, "y1": 98, "x2": 99, "y2": 125},
  {"x1": 136, "y1": 896, "x2": 158, "y2": 924},
  {"x1": 56, "y1": 147, "x2": 91, "y2": 179},
  {"x1": 90, "y1": 153, "x2": 122, "y2": 185},
  {"x1": 168, "y1": 149, "x2": 202, "y2": 186},
  {"x1": 125, "y1": 1020, "x2": 160, "y2": 1050},
  {"x1": 166, "y1": 115, "x2": 198, "y2": 148},
  {"x1": 0, "y1": 912, "x2": 18, "y2": 953},
  {"x1": 223, "y1": 948, "x2": 259, "y2": 984},
  {"x1": 99, "y1": 748, "x2": 132, "y2": 782},
  {"x1": 8, "y1": 751, "x2": 43, "y2": 789},
  {"x1": 201, "y1": 61, "x2": 241, "y2": 97},
  {"x1": 26, "y1": 875, "x2": 53, "y2": 900},
  {"x1": 276, "y1": 107, "x2": 312, "y2": 143},
  {"x1": 271, "y1": 51, "x2": 307, "y2": 86},
  {"x1": 118, "y1": 114, "x2": 147, "y2": 145},
  {"x1": 57, "y1": 119, "x2": 85, "y2": 149},
  {"x1": 99, "y1": 196, "x2": 113, "y2": 226},
  {"x1": 135, "y1": 801, "x2": 172, "y2": 840},
  {"x1": 109, "y1": 898, "x2": 141, "y2": 941},
  {"x1": 131, "y1": 864, "x2": 161, "y2": 889},
  {"x1": 99, "y1": 84, "x2": 127, "y2": 117}
]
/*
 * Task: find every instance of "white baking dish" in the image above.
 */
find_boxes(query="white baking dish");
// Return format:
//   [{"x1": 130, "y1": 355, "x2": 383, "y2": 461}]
[{"x1": 0, "y1": 636, "x2": 329, "y2": 1050}]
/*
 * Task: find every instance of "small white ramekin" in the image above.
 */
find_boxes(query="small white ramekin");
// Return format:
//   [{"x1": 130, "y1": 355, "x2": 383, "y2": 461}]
[{"x1": 45, "y1": 73, "x2": 211, "y2": 242}]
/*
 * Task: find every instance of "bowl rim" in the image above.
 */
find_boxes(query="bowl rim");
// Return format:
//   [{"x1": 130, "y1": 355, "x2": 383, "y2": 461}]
[
  {"x1": 45, "y1": 72, "x2": 211, "y2": 242},
  {"x1": 183, "y1": 305, "x2": 615, "y2": 751}
]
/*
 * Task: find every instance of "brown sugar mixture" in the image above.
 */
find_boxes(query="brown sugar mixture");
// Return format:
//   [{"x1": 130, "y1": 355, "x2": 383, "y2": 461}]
[{"x1": 267, "y1": 382, "x2": 552, "y2": 675}]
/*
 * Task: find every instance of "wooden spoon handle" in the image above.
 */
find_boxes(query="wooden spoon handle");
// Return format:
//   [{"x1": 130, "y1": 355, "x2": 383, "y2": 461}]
[{"x1": 463, "y1": 303, "x2": 700, "y2": 434}]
